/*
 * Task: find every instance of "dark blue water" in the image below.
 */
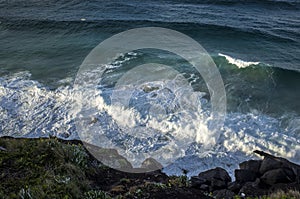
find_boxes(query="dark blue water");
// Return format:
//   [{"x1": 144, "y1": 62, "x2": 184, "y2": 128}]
[{"x1": 0, "y1": 0, "x2": 299, "y2": 176}]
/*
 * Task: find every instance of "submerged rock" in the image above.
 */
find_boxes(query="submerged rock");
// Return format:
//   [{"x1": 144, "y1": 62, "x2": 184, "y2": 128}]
[{"x1": 142, "y1": 85, "x2": 160, "y2": 93}]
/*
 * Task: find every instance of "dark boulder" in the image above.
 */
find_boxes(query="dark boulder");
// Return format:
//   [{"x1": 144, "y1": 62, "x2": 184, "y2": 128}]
[
  {"x1": 228, "y1": 181, "x2": 243, "y2": 193},
  {"x1": 235, "y1": 169, "x2": 257, "y2": 183},
  {"x1": 190, "y1": 151, "x2": 300, "y2": 198},
  {"x1": 260, "y1": 168, "x2": 296, "y2": 185},
  {"x1": 211, "y1": 179, "x2": 228, "y2": 190},
  {"x1": 239, "y1": 160, "x2": 262, "y2": 174},
  {"x1": 239, "y1": 180, "x2": 266, "y2": 197},
  {"x1": 197, "y1": 167, "x2": 232, "y2": 190},
  {"x1": 254, "y1": 150, "x2": 300, "y2": 176},
  {"x1": 213, "y1": 189, "x2": 235, "y2": 199},
  {"x1": 198, "y1": 167, "x2": 232, "y2": 183},
  {"x1": 199, "y1": 184, "x2": 210, "y2": 191},
  {"x1": 191, "y1": 176, "x2": 207, "y2": 188},
  {"x1": 254, "y1": 150, "x2": 300, "y2": 184},
  {"x1": 259, "y1": 157, "x2": 284, "y2": 174}
]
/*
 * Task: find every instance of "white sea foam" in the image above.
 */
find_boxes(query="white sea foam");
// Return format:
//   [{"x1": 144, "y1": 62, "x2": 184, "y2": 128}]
[
  {"x1": 106, "y1": 52, "x2": 139, "y2": 70},
  {"x1": 0, "y1": 71, "x2": 299, "y2": 177},
  {"x1": 73, "y1": 65, "x2": 215, "y2": 167},
  {"x1": 219, "y1": 53, "x2": 260, "y2": 68},
  {"x1": 164, "y1": 112, "x2": 300, "y2": 177}
]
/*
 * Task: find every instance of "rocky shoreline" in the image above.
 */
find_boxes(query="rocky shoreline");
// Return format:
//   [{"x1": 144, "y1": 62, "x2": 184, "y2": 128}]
[
  {"x1": 191, "y1": 150, "x2": 300, "y2": 198},
  {"x1": 0, "y1": 137, "x2": 299, "y2": 199}
]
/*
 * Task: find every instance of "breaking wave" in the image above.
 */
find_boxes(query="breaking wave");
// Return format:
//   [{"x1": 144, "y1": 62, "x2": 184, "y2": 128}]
[
  {"x1": 0, "y1": 70, "x2": 299, "y2": 177},
  {"x1": 218, "y1": 53, "x2": 260, "y2": 69}
]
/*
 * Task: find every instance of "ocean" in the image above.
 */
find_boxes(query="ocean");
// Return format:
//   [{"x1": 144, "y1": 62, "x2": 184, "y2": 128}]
[{"x1": 0, "y1": 0, "x2": 299, "y2": 176}]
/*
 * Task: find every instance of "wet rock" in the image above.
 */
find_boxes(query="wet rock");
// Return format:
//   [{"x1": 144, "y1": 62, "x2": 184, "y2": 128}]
[
  {"x1": 235, "y1": 169, "x2": 257, "y2": 183},
  {"x1": 191, "y1": 176, "x2": 210, "y2": 191},
  {"x1": 251, "y1": 178, "x2": 263, "y2": 188},
  {"x1": 213, "y1": 189, "x2": 235, "y2": 199},
  {"x1": 190, "y1": 150, "x2": 300, "y2": 198},
  {"x1": 239, "y1": 160, "x2": 262, "y2": 174},
  {"x1": 211, "y1": 179, "x2": 228, "y2": 190},
  {"x1": 260, "y1": 168, "x2": 295, "y2": 185},
  {"x1": 142, "y1": 85, "x2": 159, "y2": 93},
  {"x1": 198, "y1": 167, "x2": 231, "y2": 183},
  {"x1": 259, "y1": 157, "x2": 285, "y2": 174},
  {"x1": 199, "y1": 184, "x2": 210, "y2": 191},
  {"x1": 197, "y1": 167, "x2": 231, "y2": 190},
  {"x1": 239, "y1": 181, "x2": 266, "y2": 197},
  {"x1": 254, "y1": 150, "x2": 300, "y2": 183},
  {"x1": 191, "y1": 176, "x2": 207, "y2": 188},
  {"x1": 228, "y1": 181, "x2": 243, "y2": 193}
]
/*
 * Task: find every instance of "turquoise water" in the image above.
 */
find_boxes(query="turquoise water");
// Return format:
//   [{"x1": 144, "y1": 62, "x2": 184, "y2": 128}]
[{"x1": 0, "y1": 0, "x2": 299, "y2": 176}]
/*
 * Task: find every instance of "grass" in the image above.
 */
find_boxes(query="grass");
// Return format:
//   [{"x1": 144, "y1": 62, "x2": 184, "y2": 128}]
[
  {"x1": 0, "y1": 137, "x2": 205, "y2": 199},
  {"x1": 0, "y1": 137, "x2": 91, "y2": 198}
]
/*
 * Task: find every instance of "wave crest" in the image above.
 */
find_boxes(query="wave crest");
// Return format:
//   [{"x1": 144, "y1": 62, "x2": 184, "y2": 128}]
[{"x1": 219, "y1": 53, "x2": 260, "y2": 68}]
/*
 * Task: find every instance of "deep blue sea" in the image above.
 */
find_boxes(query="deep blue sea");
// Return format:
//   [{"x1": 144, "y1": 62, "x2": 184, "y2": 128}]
[{"x1": 0, "y1": 0, "x2": 299, "y2": 176}]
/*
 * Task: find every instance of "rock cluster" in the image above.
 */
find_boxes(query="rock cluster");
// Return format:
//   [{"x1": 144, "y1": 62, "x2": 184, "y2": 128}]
[{"x1": 191, "y1": 150, "x2": 300, "y2": 199}]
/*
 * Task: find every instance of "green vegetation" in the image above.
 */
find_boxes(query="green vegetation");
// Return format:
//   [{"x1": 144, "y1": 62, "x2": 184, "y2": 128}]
[
  {"x1": 0, "y1": 138, "x2": 91, "y2": 198},
  {"x1": 0, "y1": 137, "x2": 201, "y2": 199}
]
